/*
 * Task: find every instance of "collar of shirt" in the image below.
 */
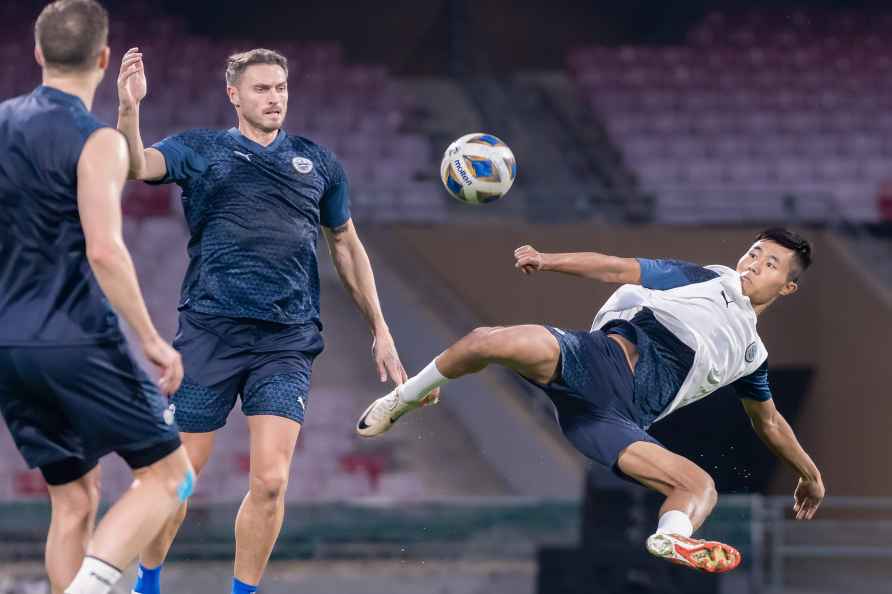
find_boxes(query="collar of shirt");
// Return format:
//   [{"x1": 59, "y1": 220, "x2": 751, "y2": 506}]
[
  {"x1": 227, "y1": 127, "x2": 288, "y2": 154},
  {"x1": 34, "y1": 85, "x2": 87, "y2": 112}
]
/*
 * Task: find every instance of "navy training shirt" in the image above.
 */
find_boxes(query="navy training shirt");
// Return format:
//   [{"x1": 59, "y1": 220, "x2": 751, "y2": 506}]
[
  {"x1": 0, "y1": 86, "x2": 122, "y2": 345},
  {"x1": 149, "y1": 128, "x2": 350, "y2": 327}
]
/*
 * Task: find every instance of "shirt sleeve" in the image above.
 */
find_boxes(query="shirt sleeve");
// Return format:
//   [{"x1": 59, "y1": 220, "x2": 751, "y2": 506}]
[
  {"x1": 732, "y1": 362, "x2": 773, "y2": 402},
  {"x1": 637, "y1": 258, "x2": 720, "y2": 290},
  {"x1": 147, "y1": 132, "x2": 209, "y2": 186},
  {"x1": 319, "y1": 158, "x2": 351, "y2": 229}
]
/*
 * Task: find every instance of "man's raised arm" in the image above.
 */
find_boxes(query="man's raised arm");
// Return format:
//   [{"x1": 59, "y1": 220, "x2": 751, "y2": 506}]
[
  {"x1": 116, "y1": 47, "x2": 167, "y2": 181},
  {"x1": 514, "y1": 245, "x2": 642, "y2": 284}
]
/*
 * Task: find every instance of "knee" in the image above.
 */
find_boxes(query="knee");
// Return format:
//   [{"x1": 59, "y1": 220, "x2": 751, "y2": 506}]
[
  {"x1": 50, "y1": 483, "x2": 97, "y2": 524},
  {"x1": 465, "y1": 326, "x2": 502, "y2": 357},
  {"x1": 250, "y1": 469, "x2": 289, "y2": 504},
  {"x1": 467, "y1": 326, "x2": 495, "y2": 340},
  {"x1": 697, "y1": 474, "x2": 718, "y2": 511},
  {"x1": 140, "y1": 452, "x2": 197, "y2": 503},
  {"x1": 673, "y1": 468, "x2": 717, "y2": 510}
]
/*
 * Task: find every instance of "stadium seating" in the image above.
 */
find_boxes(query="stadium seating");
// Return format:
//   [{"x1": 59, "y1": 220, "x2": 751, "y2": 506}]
[{"x1": 568, "y1": 8, "x2": 892, "y2": 223}]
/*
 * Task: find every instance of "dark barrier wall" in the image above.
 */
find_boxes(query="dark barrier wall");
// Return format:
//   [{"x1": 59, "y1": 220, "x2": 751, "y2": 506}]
[
  {"x1": 14, "y1": 1, "x2": 890, "y2": 76},
  {"x1": 365, "y1": 225, "x2": 892, "y2": 495},
  {"x1": 139, "y1": 0, "x2": 626, "y2": 73},
  {"x1": 143, "y1": 0, "x2": 886, "y2": 74}
]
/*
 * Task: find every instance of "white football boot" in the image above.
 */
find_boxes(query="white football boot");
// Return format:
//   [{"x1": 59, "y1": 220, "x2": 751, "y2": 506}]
[{"x1": 356, "y1": 387, "x2": 438, "y2": 437}]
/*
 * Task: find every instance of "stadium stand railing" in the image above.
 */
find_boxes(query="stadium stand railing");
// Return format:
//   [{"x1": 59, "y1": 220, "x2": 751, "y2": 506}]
[{"x1": 4, "y1": 494, "x2": 891, "y2": 591}]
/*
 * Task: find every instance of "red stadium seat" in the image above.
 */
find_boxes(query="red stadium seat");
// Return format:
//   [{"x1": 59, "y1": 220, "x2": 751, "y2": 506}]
[
  {"x1": 14, "y1": 470, "x2": 47, "y2": 498},
  {"x1": 338, "y1": 453, "x2": 390, "y2": 492},
  {"x1": 878, "y1": 182, "x2": 892, "y2": 222}
]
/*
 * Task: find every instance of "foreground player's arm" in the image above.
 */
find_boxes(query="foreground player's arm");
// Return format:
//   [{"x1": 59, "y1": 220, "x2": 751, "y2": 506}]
[
  {"x1": 514, "y1": 245, "x2": 641, "y2": 283},
  {"x1": 515, "y1": 247, "x2": 721, "y2": 290},
  {"x1": 741, "y1": 396, "x2": 824, "y2": 519},
  {"x1": 324, "y1": 220, "x2": 407, "y2": 384},
  {"x1": 116, "y1": 47, "x2": 168, "y2": 181},
  {"x1": 78, "y1": 129, "x2": 183, "y2": 394}
]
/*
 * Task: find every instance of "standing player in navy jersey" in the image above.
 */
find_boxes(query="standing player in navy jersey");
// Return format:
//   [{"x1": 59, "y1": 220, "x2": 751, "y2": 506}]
[
  {"x1": 358, "y1": 228, "x2": 825, "y2": 573},
  {"x1": 0, "y1": 2, "x2": 195, "y2": 594},
  {"x1": 116, "y1": 48, "x2": 410, "y2": 594}
]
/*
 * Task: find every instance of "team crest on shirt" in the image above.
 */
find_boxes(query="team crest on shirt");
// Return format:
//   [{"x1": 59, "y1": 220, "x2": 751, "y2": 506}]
[
  {"x1": 292, "y1": 157, "x2": 314, "y2": 174},
  {"x1": 745, "y1": 342, "x2": 758, "y2": 363}
]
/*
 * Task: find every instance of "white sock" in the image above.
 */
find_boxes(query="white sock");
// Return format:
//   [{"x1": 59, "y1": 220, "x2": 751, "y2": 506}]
[
  {"x1": 656, "y1": 510, "x2": 694, "y2": 538},
  {"x1": 65, "y1": 556, "x2": 122, "y2": 594},
  {"x1": 399, "y1": 359, "x2": 449, "y2": 402}
]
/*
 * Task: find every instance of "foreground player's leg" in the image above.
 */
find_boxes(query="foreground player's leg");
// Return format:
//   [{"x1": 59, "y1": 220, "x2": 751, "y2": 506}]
[
  {"x1": 618, "y1": 442, "x2": 740, "y2": 573},
  {"x1": 232, "y1": 415, "x2": 301, "y2": 593},
  {"x1": 357, "y1": 325, "x2": 560, "y2": 436},
  {"x1": 64, "y1": 447, "x2": 195, "y2": 594},
  {"x1": 45, "y1": 465, "x2": 101, "y2": 594},
  {"x1": 133, "y1": 432, "x2": 216, "y2": 594}
]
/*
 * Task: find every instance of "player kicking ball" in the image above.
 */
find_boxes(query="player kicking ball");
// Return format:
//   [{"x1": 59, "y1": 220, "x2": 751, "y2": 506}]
[{"x1": 357, "y1": 228, "x2": 825, "y2": 573}]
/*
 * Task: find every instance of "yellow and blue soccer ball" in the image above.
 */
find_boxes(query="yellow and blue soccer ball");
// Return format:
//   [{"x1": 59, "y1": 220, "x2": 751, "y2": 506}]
[{"x1": 440, "y1": 133, "x2": 516, "y2": 204}]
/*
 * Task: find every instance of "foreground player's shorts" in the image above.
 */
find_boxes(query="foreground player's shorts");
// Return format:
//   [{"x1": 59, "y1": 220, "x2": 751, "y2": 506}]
[
  {"x1": 0, "y1": 342, "x2": 182, "y2": 484},
  {"x1": 522, "y1": 327, "x2": 663, "y2": 479},
  {"x1": 171, "y1": 310, "x2": 324, "y2": 432}
]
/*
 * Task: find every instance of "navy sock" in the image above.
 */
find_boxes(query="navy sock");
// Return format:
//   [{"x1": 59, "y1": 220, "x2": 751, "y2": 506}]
[
  {"x1": 133, "y1": 563, "x2": 162, "y2": 594},
  {"x1": 232, "y1": 577, "x2": 258, "y2": 594}
]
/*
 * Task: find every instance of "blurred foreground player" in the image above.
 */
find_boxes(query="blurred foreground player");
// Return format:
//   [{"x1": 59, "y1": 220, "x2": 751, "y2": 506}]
[
  {"x1": 117, "y1": 47, "x2": 407, "y2": 594},
  {"x1": 0, "y1": 1, "x2": 195, "y2": 593},
  {"x1": 357, "y1": 228, "x2": 825, "y2": 573}
]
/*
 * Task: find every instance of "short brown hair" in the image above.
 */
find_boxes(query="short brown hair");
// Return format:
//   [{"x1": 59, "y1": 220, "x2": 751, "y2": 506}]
[
  {"x1": 35, "y1": 0, "x2": 108, "y2": 72},
  {"x1": 225, "y1": 48, "x2": 288, "y2": 86}
]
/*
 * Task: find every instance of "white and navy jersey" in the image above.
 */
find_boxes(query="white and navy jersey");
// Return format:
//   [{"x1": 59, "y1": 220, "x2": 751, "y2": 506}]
[{"x1": 592, "y1": 259, "x2": 771, "y2": 425}]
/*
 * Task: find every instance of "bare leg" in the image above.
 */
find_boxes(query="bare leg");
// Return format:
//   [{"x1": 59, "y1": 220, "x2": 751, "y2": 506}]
[
  {"x1": 439, "y1": 329, "x2": 716, "y2": 526},
  {"x1": 440, "y1": 330, "x2": 716, "y2": 527},
  {"x1": 45, "y1": 466, "x2": 101, "y2": 594},
  {"x1": 435, "y1": 325, "x2": 561, "y2": 383},
  {"x1": 618, "y1": 442, "x2": 742, "y2": 573},
  {"x1": 84, "y1": 446, "x2": 194, "y2": 569},
  {"x1": 233, "y1": 415, "x2": 301, "y2": 585},
  {"x1": 138, "y1": 432, "x2": 216, "y2": 568},
  {"x1": 617, "y1": 441, "x2": 718, "y2": 530},
  {"x1": 357, "y1": 325, "x2": 563, "y2": 436}
]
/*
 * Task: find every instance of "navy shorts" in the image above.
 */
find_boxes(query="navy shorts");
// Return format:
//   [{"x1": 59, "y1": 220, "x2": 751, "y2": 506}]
[
  {"x1": 171, "y1": 310, "x2": 324, "y2": 432},
  {"x1": 525, "y1": 327, "x2": 662, "y2": 477},
  {"x1": 0, "y1": 341, "x2": 181, "y2": 484}
]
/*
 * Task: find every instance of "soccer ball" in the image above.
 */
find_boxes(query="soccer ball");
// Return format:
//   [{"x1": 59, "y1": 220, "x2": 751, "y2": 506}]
[{"x1": 440, "y1": 133, "x2": 517, "y2": 204}]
